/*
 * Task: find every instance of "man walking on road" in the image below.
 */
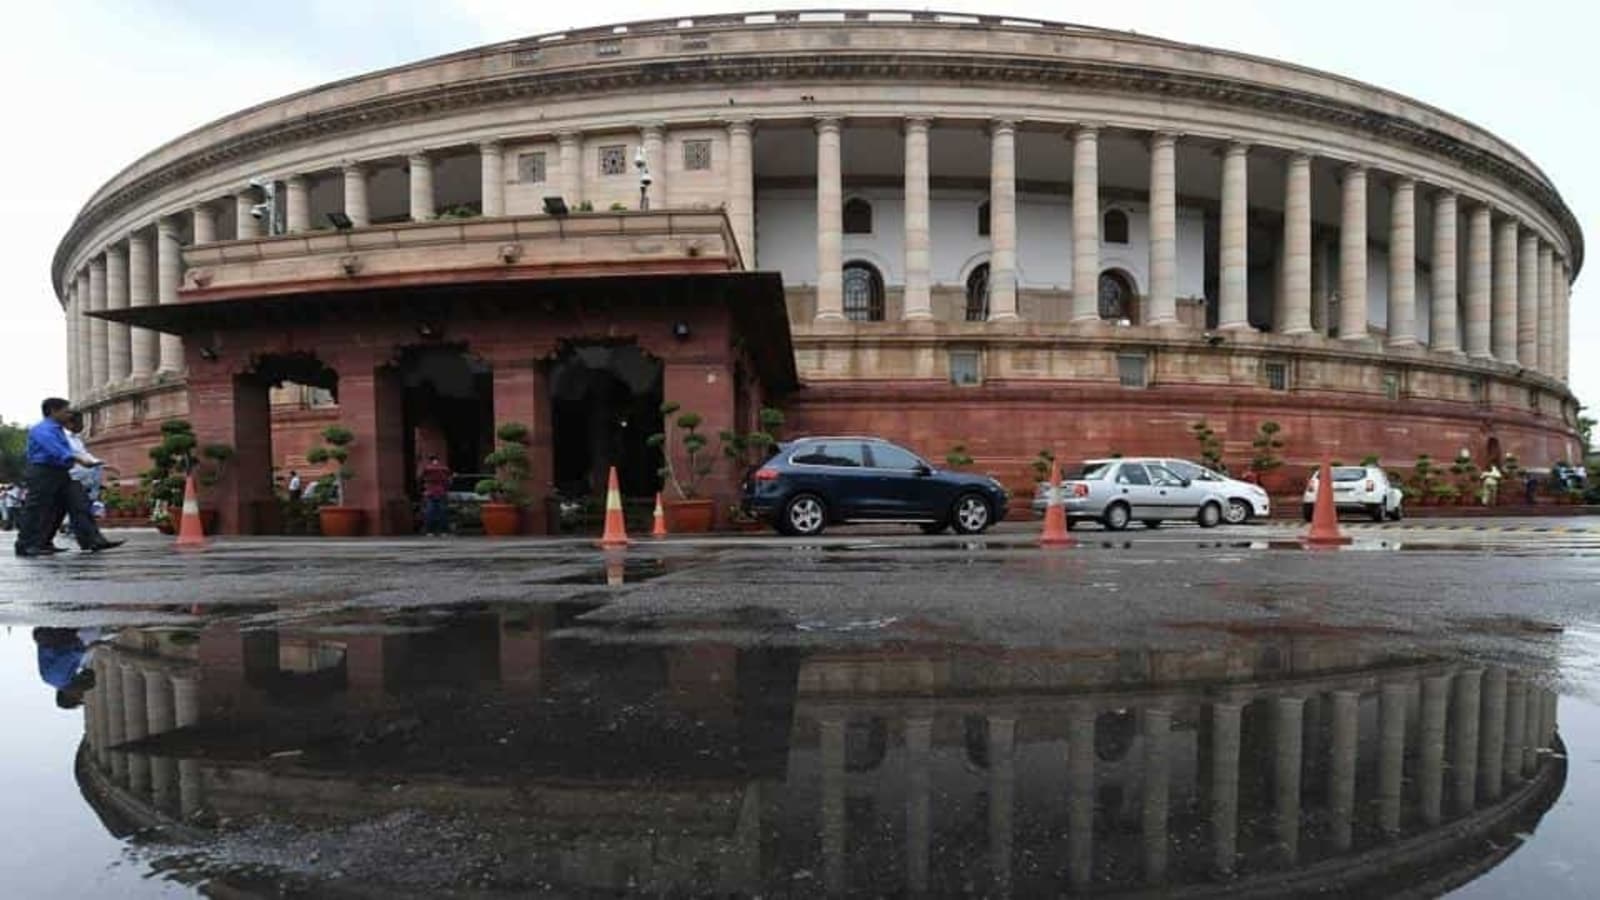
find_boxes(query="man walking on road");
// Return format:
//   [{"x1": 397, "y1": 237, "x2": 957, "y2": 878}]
[
  {"x1": 13, "y1": 398, "x2": 123, "y2": 557},
  {"x1": 419, "y1": 454, "x2": 453, "y2": 536}
]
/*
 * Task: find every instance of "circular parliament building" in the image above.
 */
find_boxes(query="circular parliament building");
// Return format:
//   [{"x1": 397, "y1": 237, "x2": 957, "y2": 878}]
[{"x1": 58, "y1": 9, "x2": 1583, "y2": 534}]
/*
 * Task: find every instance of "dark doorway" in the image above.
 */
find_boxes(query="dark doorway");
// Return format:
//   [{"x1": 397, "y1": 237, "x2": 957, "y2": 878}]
[
  {"x1": 397, "y1": 345, "x2": 493, "y2": 501},
  {"x1": 549, "y1": 342, "x2": 664, "y2": 500},
  {"x1": 254, "y1": 352, "x2": 339, "y2": 533}
]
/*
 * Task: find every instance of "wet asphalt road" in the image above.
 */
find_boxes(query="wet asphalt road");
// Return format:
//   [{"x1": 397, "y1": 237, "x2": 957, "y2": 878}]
[{"x1": 1, "y1": 519, "x2": 1598, "y2": 897}]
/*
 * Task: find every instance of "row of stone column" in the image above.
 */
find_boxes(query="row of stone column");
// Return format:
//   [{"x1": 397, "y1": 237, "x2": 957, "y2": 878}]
[
  {"x1": 66, "y1": 220, "x2": 187, "y2": 400},
  {"x1": 84, "y1": 653, "x2": 203, "y2": 820},
  {"x1": 808, "y1": 120, "x2": 1572, "y2": 383},
  {"x1": 815, "y1": 667, "x2": 1557, "y2": 891}
]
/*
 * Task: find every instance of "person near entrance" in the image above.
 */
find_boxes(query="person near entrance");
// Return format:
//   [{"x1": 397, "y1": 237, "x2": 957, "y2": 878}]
[
  {"x1": 287, "y1": 470, "x2": 303, "y2": 503},
  {"x1": 419, "y1": 454, "x2": 453, "y2": 536},
  {"x1": 13, "y1": 398, "x2": 122, "y2": 557}
]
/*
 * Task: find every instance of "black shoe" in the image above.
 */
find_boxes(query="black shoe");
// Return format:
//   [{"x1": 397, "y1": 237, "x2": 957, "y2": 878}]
[
  {"x1": 86, "y1": 539, "x2": 126, "y2": 552},
  {"x1": 40, "y1": 545, "x2": 65, "y2": 555},
  {"x1": 14, "y1": 547, "x2": 44, "y2": 558}
]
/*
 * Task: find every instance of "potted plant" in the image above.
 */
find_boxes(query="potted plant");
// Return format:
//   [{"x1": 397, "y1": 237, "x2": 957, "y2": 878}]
[
  {"x1": 1249, "y1": 421, "x2": 1287, "y2": 492},
  {"x1": 945, "y1": 443, "x2": 975, "y2": 470},
  {"x1": 1449, "y1": 451, "x2": 1479, "y2": 507},
  {"x1": 648, "y1": 401, "x2": 715, "y2": 532},
  {"x1": 305, "y1": 425, "x2": 362, "y2": 536},
  {"x1": 141, "y1": 420, "x2": 229, "y2": 533},
  {"x1": 1031, "y1": 448, "x2": 1056, "y2": 484},
  {"x1": 1408, "y1": 454, "x2": 1439, "y2": 506},
  {"x1": 477, "y1": 422, "x2": 532, "y2": 537},
  {"x1": 1190, "y1": 420, "x2": 1227, "y2": 474}
]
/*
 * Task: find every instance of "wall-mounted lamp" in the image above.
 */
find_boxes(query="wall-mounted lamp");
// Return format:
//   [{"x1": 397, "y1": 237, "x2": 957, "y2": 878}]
[
  {"x1": 1203, "y1": 331, "x2": 1225, "y2": 347},
  {"x1": 198, "y1": 346, "x2": 220, "y2": 362},
  {"x1": 543, "y1": 196, "x2": 569, "y2": 216},
  {"x1": 327, "y1": 211, "x2": 354, "y2": 231},
  {"x1": 672, "y1": 321, "x2": 691, "y2": 342}
]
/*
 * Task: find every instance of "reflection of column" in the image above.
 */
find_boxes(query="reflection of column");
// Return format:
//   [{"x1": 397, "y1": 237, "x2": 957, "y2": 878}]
[
  {"x1": 1521, "y1": 684, "x2": 1540, "y2": 776},
  {"x1": 1141, "y1": 706, "x2": 1171, "y2": 883},
  {"x1": 90, "y1": 658, "x2": 111, "y2": 767},
  {"x1": 1419, "y1": 674, "x2": 1450, "y2": 826},
  {"x1": 1219, "y1": 142, "x2": 1250, "y2": 330},
  {"x1": 1504, "y1": 676, "x2": 1527, "y2": 788},
  {"x1": 1378, "y1": 683, "x2": 1407, "y2": 836},
  {"x1": 104, "y1": 660, "x2": 126, "y2": 783},
  {"x1": 820, "y1": 715, "x2": 846, "y2": 896},
  {"x1": 1329, "y1": 690, "x2": 1359, "y2": 851},
  {"x1": 121, "y1": 664, "x2": 150, "y2": 795},
  {"x1": 151, "y1": 757, "x2": 178, "y2": 815},
  {"x1": 1068, "y1": 707, "x2": 1096, "y2": 888},
  {"x1": 905, "y1": 716, "x2": 932, "y2": 896},
  {"x1": 172, "y1": 675, "x2": 199, "y2": 728},
  {"x1": 1274, "y1": 697, "x2": 1304, "y2": 862},
  {"x1": 179, "y1": 759, "x2": 203, "y2": 819},
  {"x1": 147, "y1": 670, "x2": 180, "y2": 814},
  {"x1": 1480, "y1": 667, "x2": 1507, "y2": 801},
  {"x1": 1453, "y1": 669, "x2": 1483, "y2": 813},
  {"x1": 1211, "y1": 701, "x2": 1242, "y2": 876},
  {"x1": 988, "y1": 714, "x2": 1015, "y2": 895}
]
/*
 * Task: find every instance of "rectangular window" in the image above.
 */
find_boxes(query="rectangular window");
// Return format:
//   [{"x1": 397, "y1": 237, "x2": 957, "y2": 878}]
[
  {"x1": 517, "y1": 151, "x2": 546, "y2": 184},
  {"x1": 682, "y1": 139, "x2": 712, "y2": 171},
  {"x1": 595, "y1": 39, "x2": 622, "y2": 57},
  {"x1": 1529, "y1": 388, "x2": 1541, "y2": 412},
  {"x1": 1264, "y1": 361, "x2": 1288, "y2": 391},
  {"x1": 599, "y1": 145, "x2": 628, "y2": 176},
  {"x1": 1382, "y1": 371, "x2": 1401, "y2": 402},
  {"x1": 1117, "y1": 354, "x2": 1148, "y2": 389},
  {"x1": 1469, "y1": 376, "x2": 1487, "y2": 406},
  {"x1": 950, "y1": 349, "x2": 982, "y2": 386}
]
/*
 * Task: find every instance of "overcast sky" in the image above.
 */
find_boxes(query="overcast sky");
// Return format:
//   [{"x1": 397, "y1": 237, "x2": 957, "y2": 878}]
[{"x1": 1, "y1": 0, "x2": 1591, "y2": 428}]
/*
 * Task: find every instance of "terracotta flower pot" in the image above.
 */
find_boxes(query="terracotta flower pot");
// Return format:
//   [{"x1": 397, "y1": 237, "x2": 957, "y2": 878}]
[
  {"x1": 318, "y1": 506, "x2": 365, "y2": 537},
  {"x1": 481, "y1": 502, "x2": 523, "y2": 537},
  {"x1": 664, "y1": 498, "x2": 715, "y2": 533}
]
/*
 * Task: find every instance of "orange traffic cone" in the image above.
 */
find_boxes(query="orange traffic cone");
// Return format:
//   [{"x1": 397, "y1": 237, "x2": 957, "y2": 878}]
[
  {"x1": 597, "y1": 466, "x2": 630, "y2": 549},
  {"x1": 1039, "y1": 460, "x2": 1076, "y2": 547},
  {"x1": 175, "y1": 471, "x2": 207, "y2": 550},
  {"x1": 1302, "y1": 460, "x2": 1352, "y2": 548},
  {"x1": 651, "y1": 492, "x2": 668, "y2": 539}
]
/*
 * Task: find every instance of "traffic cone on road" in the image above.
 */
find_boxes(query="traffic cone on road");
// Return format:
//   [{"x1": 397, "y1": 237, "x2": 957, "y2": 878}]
[
  {"x1": 597, "y1": 467, "x2": 630, "y2": 549},
  {"x1": 1301, "y1": 460, "x2": 1352, "y2": 548},
  {"x1": 1039, "y1": 460, "x2": 1076, "y2": 547},
  {"x1": 174, "y1": 471, "x2": 207, "y2": 550},
  {"x1": 651, "y1": 492, "x2": 668, "y2": 539}
]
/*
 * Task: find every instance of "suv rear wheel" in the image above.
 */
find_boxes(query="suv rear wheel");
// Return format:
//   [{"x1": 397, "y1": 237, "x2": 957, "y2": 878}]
[
  {"x1": 951, "y1": 494, "x2": 992, "y2": 535},
  {"x1": 781, "y1": 494, "x2": 828, "y2": 537}
]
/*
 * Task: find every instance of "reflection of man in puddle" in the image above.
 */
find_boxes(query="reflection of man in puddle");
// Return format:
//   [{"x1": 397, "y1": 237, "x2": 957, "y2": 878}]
[{"x1": 32, "y1": 627, "x2": 103, "y2": 709}]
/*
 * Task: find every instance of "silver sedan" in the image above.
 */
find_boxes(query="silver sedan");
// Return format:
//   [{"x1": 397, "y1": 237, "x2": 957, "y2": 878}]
[{"x1": 1033, "y1": 459, "x2": 1228, "y2": 530}]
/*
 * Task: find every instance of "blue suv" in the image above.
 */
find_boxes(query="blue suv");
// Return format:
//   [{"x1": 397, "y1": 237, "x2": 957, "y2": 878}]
[{"x1": 740, "y1": 436, "x2": 1010, "y2": 536}]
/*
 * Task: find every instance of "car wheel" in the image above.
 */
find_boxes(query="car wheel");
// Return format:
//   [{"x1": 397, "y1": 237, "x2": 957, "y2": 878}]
[
  {"x1": 951, "y1": 493, "x2": 992, "y2": 535},
  {"x1": 1367, "y1": 503, "x2": 1385, "y2": 523},
  {"x1": 1224, "y1": 498, "x2": 1252, "y2": 525},
  {"x1": 919, "y1": 522, "x2": 948, "y2": 535},
  {"x1": 1197, "y1": 502, "x2": 1223, "y2": 529},
  {"x1": 1102, "y1": 502, "x2": 1131, "y2": 532},
  {"x1": 1389, "y1": 503, "x2": 1404, "y2": 522},
  {"x1": 783, "y1": 494, "x2": 827, "y2": 537},
  {"x1": 1302, "y1": 504, "x2": 1315, "y2": 522},
  {"x1": 1142, "y1": 520, "x2": 1162, "y2": 529}
]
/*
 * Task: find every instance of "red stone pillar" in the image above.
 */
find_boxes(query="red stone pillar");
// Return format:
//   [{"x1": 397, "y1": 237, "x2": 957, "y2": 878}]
[
  {"x1": 340, "y1": 363, "x2": 408, "y2": 534},
  {"x1": 663, "y1": 359, "x2": 737, "y2": 526},
  {"x1": 187, "y1": 371, "x2": 273, "y2": 534},
  {"x1": 491, "y1": 358, "x2": 552, "y2": 534}
]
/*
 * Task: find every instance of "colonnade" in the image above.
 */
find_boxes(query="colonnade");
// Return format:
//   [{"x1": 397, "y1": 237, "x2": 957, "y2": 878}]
[{"x1": 63, "y1": 117, "x2": 1574, "y2": 405}]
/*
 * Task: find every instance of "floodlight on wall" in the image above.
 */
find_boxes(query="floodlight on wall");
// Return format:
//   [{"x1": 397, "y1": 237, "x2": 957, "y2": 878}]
[
  {"x1": 1203, "y1": 331, "x2": 1225, "y2": 347},
  {"x1": 327, "y1": 211, "x2": 354, "y2": 231},
  {"x1": 198, "y1": 346, "x2": 220, "y2": 362},
  {"x1": 672, "y1": 321, "x2": 691, "y2": 342},
  {"x1": 543, "y1": 196, "x2": 569, "y2": 216}
]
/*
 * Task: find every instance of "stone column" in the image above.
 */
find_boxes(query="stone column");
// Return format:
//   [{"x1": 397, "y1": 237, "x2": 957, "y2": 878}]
[
  {"x1": 902, "y1": 117, "x2": 933, "y2": 320},
  {"x1": 479, "y1": 141, "x2": 504, "y2": 217},
  {"x1": 127, "y1": 230, "x2": 156, "y2": 379},
  {"x1": 1378, "y1": 682, "x2": 1408, "y2": 836},
  {"x1": 1557, "y1": 260, "x2": 1570, "y2": 381},
  {"x1": 989, "y1": 119, "x2": 1020, "y2": 321},
  {"x1": 234, "y1": 188, "x2": 260, "y2": 240},
  {"x1": 1453, "y1": 668, "x2": 1483, "y2": 813},
  {"x1": 726, "y1": 120, "x2": 755, "y2": 266},
  {"x1": 1211, "y1": 700, "x2": 1242, "y2": 876},
  {"x1": 1338, "y1": 165, "x2": 1368, "y2": 341},
  {"x1": 814, "y1": 117, "x2": 844, "y2": 321},
  {"x1": 1141, "y1": 706, "x2": 1172, "y2": 883},
  {"x1": 1219, "y1": 142, "x2": 1251, "y2": 330},
  {"x1": 1280, "y1": 151, "x2": 1313, "y2": 334},
  {"x1": 105, "y1": 243, "x2": 131, "y2": 385},
  {"x1": 156, "y1": 218, "x2": 184, "y2": 374},
  {"x1": 1388, "y1": 178, "x2": 1418, "y2": 346},
  {"x1": 1068, "y1": 707, "x2": 1096, "y2": 888},
  {"x1": 1492, "y1": 217, "x2": 1520, "y2": 363},
  {"x1": 284, "y1": 174, "x2": 310, "y2": 233},
  {"x1": 1479, "y1": 666, "x2": 1507, "y2": 801},
  {"x1": 1504, "y1": 676, "x2": 1527, "y2": 787},
  {"x1": 988, "y1": 714, "x2": 1015, "y2": 894},
  {"x1": 1431, "y1": 191, "x2": 1460, "y2": 353},
  {"x1": 1329, "y1": 690, "x2": 1359, "y2": 851},
  {"x1": 905, "y1": 715, "x2": 933, "y2": 895},
  {"x1": 1146, "y1": 132, "x2": 1179, "y2": 326},
  {"x1": 192, "y1": 203, "x2": 217, "y2": 244},
  {"x1": 75, "y1": 271, "x2": 92, "y2": 397},
  {"x1": 1071, "y1": 125, "x2": 1101, "y2": 322},
  {"x1": 408, "y1": 153, "x2": 434, "y2": 221},
  {"x1": 1419, "y1": 674, "x2": 1450, "y2": 826},
  {"x1": 1518, "y1": 231, "x2": 1540, "y2": 367},
  {"x1": 64, "y1": 288, "x2": 79, "y2": 400},
  {"x1": 641, "y1": 124, "x2": 666, "y2": 209},
  {"x1": 819, "y1": 714, "x2": 846, "y2": 895},
  {"x1": 1538, "y1": 244, "x2": 1555, "y2": 375},
  {"x1": 1465, "y1": 204, "x2": 1494, "y2": 359},
  {"x1": 88, "y1": 255, "x2": 108, "y2": 391},
  {"x1": 1274, "y1": 697, "x2": 1304, "y2": 863},
  {"x1": 342, "y1": 162, "x2": 370, "y2": 227},
  {"x1": 557, "y1": 132, "x2": 583, "y2": 210}
]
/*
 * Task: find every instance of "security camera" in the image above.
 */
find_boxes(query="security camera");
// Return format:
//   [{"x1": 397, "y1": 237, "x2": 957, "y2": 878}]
[
  {"x1": 248, "y1": 176, "x2": 272, "y2": 191},
  {"x1": 640, "y1": 172, "x2": 653, "y2": 188},
  {"x1": 634, "y1": 147, "x2": 646, "y2": 169},
  {"x1": 250, "y1": 203, "x2": 270, "y2": 221}
]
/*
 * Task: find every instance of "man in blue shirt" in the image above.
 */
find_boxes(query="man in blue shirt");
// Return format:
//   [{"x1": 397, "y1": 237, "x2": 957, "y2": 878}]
[{"x1": 13, "y1": 397, "x2": 122, "y2": 557}]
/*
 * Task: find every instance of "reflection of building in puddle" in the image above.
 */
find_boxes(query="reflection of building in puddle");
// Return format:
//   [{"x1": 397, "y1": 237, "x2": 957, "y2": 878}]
[{"x1": 76, "y1": 615, "x2": 1564, "y2": 896}]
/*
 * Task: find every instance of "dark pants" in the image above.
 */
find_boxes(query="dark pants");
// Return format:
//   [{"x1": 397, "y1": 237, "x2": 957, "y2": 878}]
[
  {"x1": 46, "y1": 480, "x2": 101, "y2": 545},
  {"x1": 422, "y1": 496, "x2": 449, "y2": 534},
  {"x1": 15, "y1": 465, "x2": 102, "y2": 553}
]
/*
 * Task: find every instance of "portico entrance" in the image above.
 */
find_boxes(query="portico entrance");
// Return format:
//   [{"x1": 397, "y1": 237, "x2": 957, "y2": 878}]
[{"x1": 549, "y1": 342, "x2": 665, "y2": 502}]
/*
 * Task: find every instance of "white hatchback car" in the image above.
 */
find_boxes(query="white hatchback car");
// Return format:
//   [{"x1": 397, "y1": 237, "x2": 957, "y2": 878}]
[{"x1": 1302, "y1": 465, "x2": 1404, "y2": 522}]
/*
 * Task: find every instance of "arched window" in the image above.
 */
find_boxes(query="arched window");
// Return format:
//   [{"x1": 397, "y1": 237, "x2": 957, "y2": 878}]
[
  {"x1": 842, "y1": 261, "x2": 884, "y2": 321},
  {"x1": 843, "y1": 197, "x2": 873, "y2": 235},
  {"x1": 977, "y1": 201, "x2": 991, "y2": 237},
  {"x1": 1103, "y1": 208, "x2": 1130, "y2": 245},
  {"x1": 1098, "y1": 270, "x2": 1137, "y2": 323},
  {"x1": 965, "y1": 263, "x2": 990, "y2": 322}
]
